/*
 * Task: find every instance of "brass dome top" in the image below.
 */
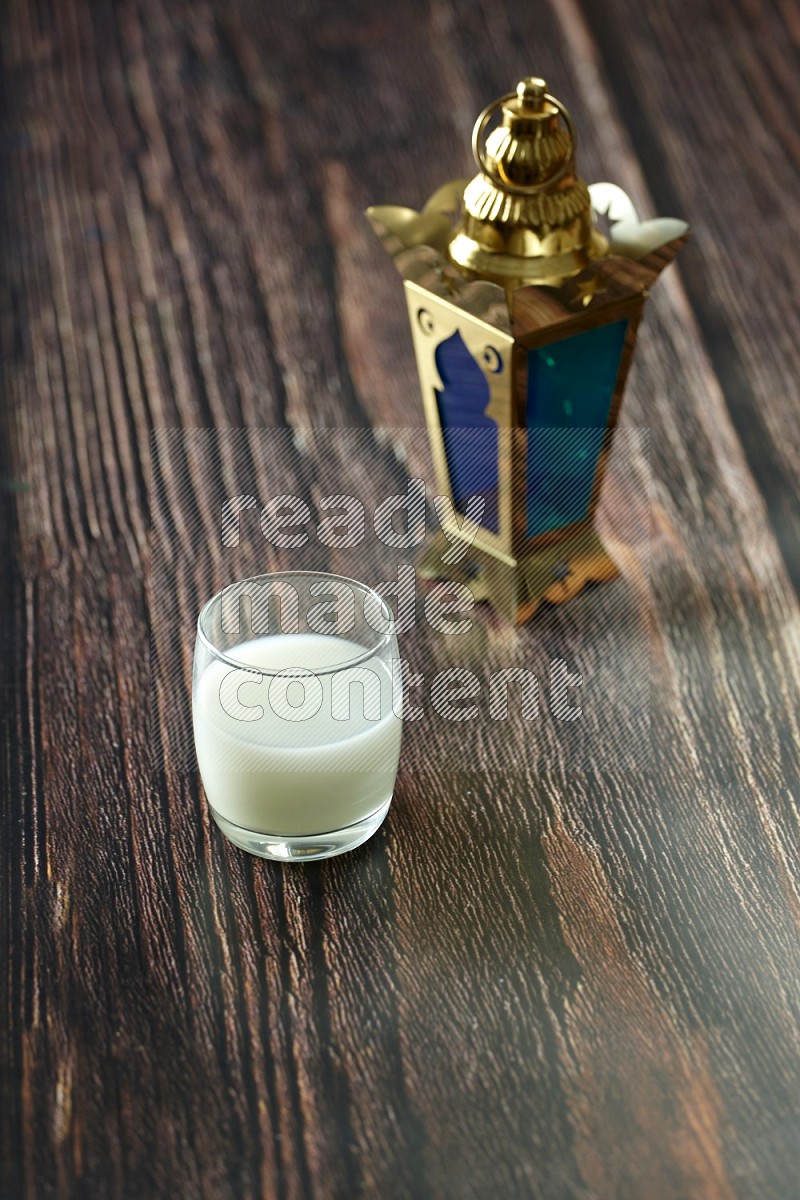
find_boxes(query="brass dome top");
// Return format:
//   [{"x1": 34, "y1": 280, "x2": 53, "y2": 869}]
[{"x1": 448, "y1": 77, "x2": 607, "y2": 289}]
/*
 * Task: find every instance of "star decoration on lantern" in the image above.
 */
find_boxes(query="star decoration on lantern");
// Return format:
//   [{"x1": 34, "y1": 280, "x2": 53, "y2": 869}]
[{"x1": 574, "y1": 276, "x2": 607, "y2": 307}]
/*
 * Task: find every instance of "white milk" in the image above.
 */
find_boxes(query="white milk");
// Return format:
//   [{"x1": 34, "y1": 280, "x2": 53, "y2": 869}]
[{"x1": 193, "y1": 634, "x2": 402, "y2": 836}]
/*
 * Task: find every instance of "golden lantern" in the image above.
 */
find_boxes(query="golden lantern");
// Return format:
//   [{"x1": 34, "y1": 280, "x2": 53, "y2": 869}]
[{"x1": 366, "y1": 77, "x2": 688, "y2": 624}]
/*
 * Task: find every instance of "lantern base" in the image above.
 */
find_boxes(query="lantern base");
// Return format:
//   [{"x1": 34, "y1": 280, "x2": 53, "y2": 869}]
[{"x1": 418, "y1": 525, "x2": 619, "y2": 625}]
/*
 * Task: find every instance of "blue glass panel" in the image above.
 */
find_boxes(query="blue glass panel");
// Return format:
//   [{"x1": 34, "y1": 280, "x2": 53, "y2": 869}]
[
  {"x1": 526, "y1": 319, "x2": 628, "y2": 538},
  {"x1": 435, "y1": 331, "x2": 499, "y2": 533}
]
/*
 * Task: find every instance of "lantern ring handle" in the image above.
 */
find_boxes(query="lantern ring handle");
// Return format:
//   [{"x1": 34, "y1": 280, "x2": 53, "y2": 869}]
[{"x1": 471, "y1": 91, "x2": 577, "y2": 195}]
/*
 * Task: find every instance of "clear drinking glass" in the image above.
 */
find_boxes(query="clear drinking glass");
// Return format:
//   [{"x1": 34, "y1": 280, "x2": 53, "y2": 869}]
[{"x1": 193, "y1": 571, "x2": 402, "y2": 862}]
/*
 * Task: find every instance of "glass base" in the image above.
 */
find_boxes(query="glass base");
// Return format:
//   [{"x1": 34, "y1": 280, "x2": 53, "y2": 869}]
[{"x1": 208, "y1": 798, "x2": 392, "y2": 862}]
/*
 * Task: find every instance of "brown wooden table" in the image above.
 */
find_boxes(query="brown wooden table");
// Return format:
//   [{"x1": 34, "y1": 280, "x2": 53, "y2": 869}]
[{"x1": 2, "y1": 1, "x2": 799, "y2": 1197}]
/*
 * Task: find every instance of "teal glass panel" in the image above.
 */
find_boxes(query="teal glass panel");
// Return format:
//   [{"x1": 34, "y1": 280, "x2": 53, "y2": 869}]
[
  {"x1": 435, "y1": 331, "x2": 499, "y2": 532},
  {"x1": 526, "y1": 319, "x2": 628, "y2": 538}
]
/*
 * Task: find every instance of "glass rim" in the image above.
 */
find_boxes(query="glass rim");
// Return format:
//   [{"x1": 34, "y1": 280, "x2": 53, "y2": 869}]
[{"x1": 196, "y1": 569, "x2": 396, "y2": 676}]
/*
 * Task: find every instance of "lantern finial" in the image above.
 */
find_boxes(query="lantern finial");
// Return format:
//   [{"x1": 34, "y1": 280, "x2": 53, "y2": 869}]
[
  {"x1": 516, "y1": 77, "x2": 547, "y2": 109},
  {"x1": 449, "y1": 79, "x2": 606, "y2": 289}
]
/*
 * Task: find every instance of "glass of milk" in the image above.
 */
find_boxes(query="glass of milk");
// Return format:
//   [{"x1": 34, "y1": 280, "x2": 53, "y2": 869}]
[{"x1": 193, "y1": 571, "x2": 402, "y2": 862}]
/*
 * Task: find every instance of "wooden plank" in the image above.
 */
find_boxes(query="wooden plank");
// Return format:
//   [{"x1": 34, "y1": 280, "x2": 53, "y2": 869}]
[{"x1": 563, "y1": 0, "x2": 800, "y2": 591}]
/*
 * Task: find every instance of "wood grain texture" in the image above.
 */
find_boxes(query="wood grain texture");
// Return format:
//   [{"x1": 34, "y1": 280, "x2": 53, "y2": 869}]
[{"x1": 1, "y1": 1, "x2": 799, "y2": 1198}]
